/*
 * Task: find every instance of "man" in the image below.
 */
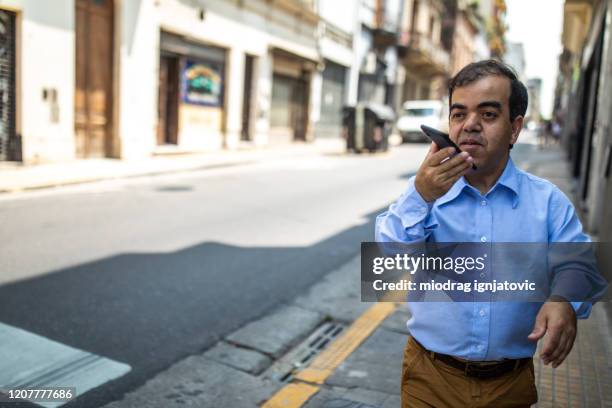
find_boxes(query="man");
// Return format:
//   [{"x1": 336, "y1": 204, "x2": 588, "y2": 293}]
[{"x1": 375, "y1": 60, "x2": 606, "y2": 407}]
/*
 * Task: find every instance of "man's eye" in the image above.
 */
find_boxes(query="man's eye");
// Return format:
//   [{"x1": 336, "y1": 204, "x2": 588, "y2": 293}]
[
  {"x1": 483, "y1": 111, "x2": 497, "y2": 119},
  {"x1": 451, "y1": 112, "x2": 465, "y2": 119}
]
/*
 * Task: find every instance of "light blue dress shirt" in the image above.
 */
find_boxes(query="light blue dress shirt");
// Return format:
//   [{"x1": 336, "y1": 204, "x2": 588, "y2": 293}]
[{"x1": 375, "y1": 157, "x2": 605, "y2": 360}]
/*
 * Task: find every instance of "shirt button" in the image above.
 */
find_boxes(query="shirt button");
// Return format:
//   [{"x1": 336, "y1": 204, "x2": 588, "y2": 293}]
[
  {"x1": 477, "y1": 344, "x2": 483, "y2": 350},
  {"x1": 479, "y1": 309, "x2": 485, "y2": 316},
  {"x1": 481, "y1": 200, "x2": 487, "y2": 206},
  {"x1": 480, "y1": 236, "x2": 487, "y2": 242},
  {"x1": 480, "y1": 272, "x2": 485, "y2": 278}
]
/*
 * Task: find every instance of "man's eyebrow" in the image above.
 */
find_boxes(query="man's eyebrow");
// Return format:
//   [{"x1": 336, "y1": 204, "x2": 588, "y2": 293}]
[
  {"x1": 477, "y1": 101, "x2": 502, "y2": 110},
  {"x1": 450, "y1": 103, "x2": 467, "y2": 111}
]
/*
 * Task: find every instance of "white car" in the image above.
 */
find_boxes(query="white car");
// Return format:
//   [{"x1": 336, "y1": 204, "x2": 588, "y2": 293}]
[{"x1": 397, "y1": 100, "x2": 448, "y2": 142}]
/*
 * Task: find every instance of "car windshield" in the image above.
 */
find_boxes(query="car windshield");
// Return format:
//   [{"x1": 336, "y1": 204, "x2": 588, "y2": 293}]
[{"x1": 404, "y1": 108, "x2": 436, "y2": 117}]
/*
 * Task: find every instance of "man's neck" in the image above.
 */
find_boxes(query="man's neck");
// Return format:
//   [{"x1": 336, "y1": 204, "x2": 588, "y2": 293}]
[{"x1": 465, "y1": 155, "x2": 509, "y2": 195}]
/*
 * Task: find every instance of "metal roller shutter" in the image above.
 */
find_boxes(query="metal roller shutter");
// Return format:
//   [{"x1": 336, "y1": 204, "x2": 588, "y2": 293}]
[{"x1": 0, "y1": 9, "x2": 17, "y2": 161}]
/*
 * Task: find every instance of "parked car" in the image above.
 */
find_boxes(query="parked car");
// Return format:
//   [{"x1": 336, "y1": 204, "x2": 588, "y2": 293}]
[{"x1": 396, "y1": 100, "x2": 447, "y2": 142}]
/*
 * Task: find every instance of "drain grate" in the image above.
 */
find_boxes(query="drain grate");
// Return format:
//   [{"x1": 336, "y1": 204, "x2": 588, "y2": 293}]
[{"x1": 266, "y1": 321, "x2": 345, "y2": 384}]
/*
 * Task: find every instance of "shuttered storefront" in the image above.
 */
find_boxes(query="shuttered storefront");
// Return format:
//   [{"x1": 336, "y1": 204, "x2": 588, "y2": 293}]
[
  {"x1": 270, "y1": 50, "x2": 314, "y2": 143},
  {"x1": 316, "y1": 60, "x2": 346, "y2": 139},
  {"x1": 0, "y1": 9, "x2": 18, "y2": 161}
]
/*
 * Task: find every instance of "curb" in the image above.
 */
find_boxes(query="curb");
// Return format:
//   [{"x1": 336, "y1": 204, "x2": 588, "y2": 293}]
[{"x1": 0, "y1": 159, "x2": 258, "y2": 194}]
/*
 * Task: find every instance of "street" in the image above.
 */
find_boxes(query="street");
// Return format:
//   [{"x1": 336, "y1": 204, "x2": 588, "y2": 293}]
[
  {"x1": 2, "y1": 0, "x2": 612, "y2": 406},
  {"x1": 0, "y1": 144, "x2": 428, "y2": 407}
]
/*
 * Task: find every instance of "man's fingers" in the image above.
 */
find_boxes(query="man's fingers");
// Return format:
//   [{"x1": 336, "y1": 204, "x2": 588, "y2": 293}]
[
  {"x1": 438, "y1": 151, "x2": 471, "y2": 172},
  {"x1": 440, "y1": 165, "x2": 472, "y2": 188},
  {"x1": 544, "y1": 331, "x2": 566, "y2": 365},
  {"x1": 441, "y1": 157, "x2": 473, "y2": 181},
  {"x1": 428, "y1": 142, "x2": 440, "y2": 155},
  {"x1": 541, "y1": 326, "x2": 562, "y2": 363},
  {"x1": 551, "y1": 335, "x2": 573, "y2": 368},
  {"x1": 549, "y1": 334, "x2": 569, "y2": 367},
  {"x1": 426, "y1": 147, "x2": 457, "y2": 167},
  {"x1": 422, "y1": 142, "x2": 437, "y2": 161},
  {"x1": 528, "y1": 315, "x2": 547, "y2": 341},
  {"x1": 552, "y1": 329, "x2": 576, "y2": 368},
  {"x1": 556, "y1": 338, "x2": 575, "y2": 368}
]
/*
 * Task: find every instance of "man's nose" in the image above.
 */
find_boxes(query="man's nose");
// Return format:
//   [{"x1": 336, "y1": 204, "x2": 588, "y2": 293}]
[{"x1": 463, "y1": 112, "x2": 482, "y2": 133}]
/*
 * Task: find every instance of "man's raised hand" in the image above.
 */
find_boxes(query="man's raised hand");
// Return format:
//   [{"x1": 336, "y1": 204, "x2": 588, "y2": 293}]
[{"x1": 414, "y1": 142, "x2": 474, "y2": 202}]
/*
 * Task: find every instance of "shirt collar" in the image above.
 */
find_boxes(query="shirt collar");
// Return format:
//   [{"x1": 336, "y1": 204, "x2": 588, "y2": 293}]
[
  {"x1": 436, "y1": 157, "x2": 520, "y2": 208},
  {"x1": 496, "y1": 157, "x2": 520, "y2": 207}
]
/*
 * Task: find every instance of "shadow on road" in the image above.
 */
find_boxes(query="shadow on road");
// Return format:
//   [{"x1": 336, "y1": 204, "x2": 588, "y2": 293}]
[{"x1": 0, "y1": 203, "x2": 397, "y2": 408}]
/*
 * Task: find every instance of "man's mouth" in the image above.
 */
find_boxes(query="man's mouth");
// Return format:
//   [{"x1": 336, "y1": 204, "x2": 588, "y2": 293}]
[{"x1": 459, "y1": 139, "x2": 483, "y2": 147}]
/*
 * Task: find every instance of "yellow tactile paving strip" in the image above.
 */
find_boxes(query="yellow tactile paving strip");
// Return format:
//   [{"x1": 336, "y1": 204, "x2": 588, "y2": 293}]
[
  {"x1": 261, "y1": 383, "x2": 320, "y2": 408},
  {"x1": 261, "y1": 302, "x2": 399, "y2": 407}
]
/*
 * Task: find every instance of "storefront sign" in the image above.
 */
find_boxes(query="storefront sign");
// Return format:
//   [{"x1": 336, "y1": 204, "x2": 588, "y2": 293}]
[{"x1": 181, "y1": 59, "x2": 223, "y2": 107}]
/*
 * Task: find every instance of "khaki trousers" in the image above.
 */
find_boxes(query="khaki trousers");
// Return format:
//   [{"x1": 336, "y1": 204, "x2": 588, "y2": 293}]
[{"x1": 401, "y1": 336, "x2": 538, "y2": 408}]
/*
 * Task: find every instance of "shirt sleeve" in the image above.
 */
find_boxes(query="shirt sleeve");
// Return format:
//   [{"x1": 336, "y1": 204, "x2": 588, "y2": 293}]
[
  {"x1": 548, "y1": 187, "x2": 608, "y2": 319},
  {"x1": 375, "y1": 176, "x2": 434, "y2": 243}
]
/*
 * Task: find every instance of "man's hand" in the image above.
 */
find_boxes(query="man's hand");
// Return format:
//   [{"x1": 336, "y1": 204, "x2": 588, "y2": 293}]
[
  {"x1": 414, "y1": 142, "x2": 474, "y2": 202},
  {"x1": 527, "y1": 299, "x2": 577, "y2": 368}
]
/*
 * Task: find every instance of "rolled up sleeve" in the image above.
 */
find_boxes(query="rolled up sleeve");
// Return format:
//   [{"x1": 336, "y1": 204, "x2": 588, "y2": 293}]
[{"x1": 548, "y1": 187, "x2": 609, "y2": 319}]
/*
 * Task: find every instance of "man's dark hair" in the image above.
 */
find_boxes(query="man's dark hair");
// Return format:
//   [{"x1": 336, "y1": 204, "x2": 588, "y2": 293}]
[{"x1": 448, "y1": 60, "x2": 528, "y2": 122}]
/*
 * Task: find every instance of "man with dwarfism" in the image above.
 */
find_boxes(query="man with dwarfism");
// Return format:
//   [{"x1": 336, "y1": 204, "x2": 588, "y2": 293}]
[{"x1": 376, "y1": 60, "x2": 607, "y2": 407}]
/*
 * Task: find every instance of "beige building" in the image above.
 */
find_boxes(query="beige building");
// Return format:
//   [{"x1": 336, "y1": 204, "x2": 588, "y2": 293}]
[
  {"x1": 554, "y1": 0, "x2": 612, "y2": 281},
  {"x1": 477, "y1": 0, "x2": 507, "y2": 58},
  {"x1": 397, "y1": 0, "x2": 451, "y2": 102},
  {"x1": 554, "y1": 0, "x2": 593, "y2": 122},
  {"x1": 0, "y1": 0, "x2": 323, "y2": 164},
  {"x1": 448, "y1": 0, "x2": 480, "y2": 76}
]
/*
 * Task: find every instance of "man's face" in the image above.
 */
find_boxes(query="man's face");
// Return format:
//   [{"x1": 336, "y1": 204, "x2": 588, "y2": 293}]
[{"x1": 448, "y1": 75, "x2": 522, "y2": 173}]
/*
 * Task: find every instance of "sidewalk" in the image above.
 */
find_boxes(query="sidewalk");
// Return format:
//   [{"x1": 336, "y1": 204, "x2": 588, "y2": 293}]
[{"x1": 0, "y1": 140, "x2": 345, "y2": 193}]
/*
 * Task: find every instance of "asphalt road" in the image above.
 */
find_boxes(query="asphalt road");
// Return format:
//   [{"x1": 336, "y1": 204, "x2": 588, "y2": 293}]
[{"x1": 0, "y1": 144, "x2": 428, "y2": 407}]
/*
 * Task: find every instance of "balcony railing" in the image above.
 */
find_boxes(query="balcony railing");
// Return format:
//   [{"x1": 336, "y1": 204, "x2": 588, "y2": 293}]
[
  {"x1": 399, "y1": 31, "x2": 450, "y2": 73},
  {"x1": 372, "y1": 4, "x2": 399, "y2": 47}
]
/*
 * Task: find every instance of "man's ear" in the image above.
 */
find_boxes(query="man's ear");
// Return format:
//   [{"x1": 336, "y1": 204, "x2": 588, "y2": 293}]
[{"x1": 510, "y1": 115, "x2": 524, "y2": 145}]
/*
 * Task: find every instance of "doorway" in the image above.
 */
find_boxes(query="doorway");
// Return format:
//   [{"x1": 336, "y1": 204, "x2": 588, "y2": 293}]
[
  {"x1": 157, "y1": 54, "x2": 180, "y2": 145},
  {"x1": 75, "y1": 0, "x2": 114, "y2": 158},
  {"x1": 241, "y1": 54, "x2": 255, "y2": 141}
]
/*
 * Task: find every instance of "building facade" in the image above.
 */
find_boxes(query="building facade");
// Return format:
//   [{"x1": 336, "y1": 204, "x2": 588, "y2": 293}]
[
  {"x1": 0, "y1": 0, "x2": 323, "y2": 163},
  {"x1": 526, "y1": 78, "x2": 543, "y2": 125},
  {"x1": 397, "y1": 0, "x2": 450, "y2": 103},
  {"x1": 555, "y1": 0, "x2": 612, "y2": 278},
  {"x1": 503, "y1": 42, "x2": 526, "y2": 82},
  {"x1": 444, "y1": 0, "x2": 480, "y2": 76},
  {"x1": 0, "y1": 0, "x2": 505, "y2": 164},
  {"x1": 312, "y1": 0, "x2": 359, "y2": 140}
]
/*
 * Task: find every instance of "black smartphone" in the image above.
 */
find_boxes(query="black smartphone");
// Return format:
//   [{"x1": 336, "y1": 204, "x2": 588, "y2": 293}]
[{"x1": 420, "y1": 125, "x2": 477, "y2": 170}]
